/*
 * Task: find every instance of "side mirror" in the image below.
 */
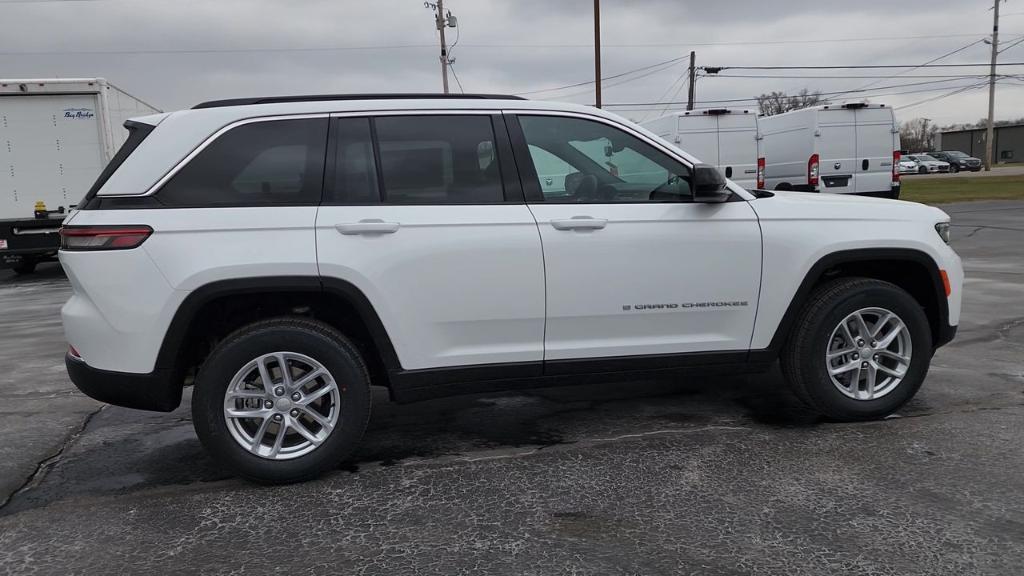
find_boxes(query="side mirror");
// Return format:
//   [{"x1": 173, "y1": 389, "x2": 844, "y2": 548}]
[{"x1": 692, "y1": 163, "x2": 731, "y2": 203}]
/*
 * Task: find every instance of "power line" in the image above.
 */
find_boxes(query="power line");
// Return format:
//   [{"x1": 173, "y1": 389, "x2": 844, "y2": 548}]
[
  {"x1": 706, "y1": 62, "x2": 1024, "y2": 70},
  {"x1": 602, "y1": 78, "x2": 1001, "y2": 109},
  {"x1": 706, "y1": 73, "x2": 991, "y2": 79},
  {"x1": 515, "y1": 55, "x2": 686, "y2": 95}
]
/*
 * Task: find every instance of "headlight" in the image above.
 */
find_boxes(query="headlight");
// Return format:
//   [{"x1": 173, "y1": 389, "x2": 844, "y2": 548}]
[{"x1": 935, "y1": 222, "x2": 951, "y2": 244}]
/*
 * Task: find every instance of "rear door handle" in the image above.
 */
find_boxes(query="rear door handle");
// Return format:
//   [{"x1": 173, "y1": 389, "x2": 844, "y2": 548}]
[
  {"x1": 550, "y1": 217, "x2": 608, "y2": 231},
  {"x1": 335, "y1": 219, "x2": 400, "y2": 235}
]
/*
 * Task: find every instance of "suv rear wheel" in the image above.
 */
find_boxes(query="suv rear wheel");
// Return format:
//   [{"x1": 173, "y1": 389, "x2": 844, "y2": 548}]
[
  {"x1": 781, "y1": 278, "x2": 932, "y2": 420},
  {"x1": 192, "y1": 317, "x2": 372, "y2": 483}
]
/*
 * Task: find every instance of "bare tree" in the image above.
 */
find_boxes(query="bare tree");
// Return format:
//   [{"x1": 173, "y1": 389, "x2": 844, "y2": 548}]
[
  {"x1": 756, "y1": 89, "x2": 823, "y2": 116},
  {"x1": 900, "y1": 118, "x2": 940, "y2": 152}
]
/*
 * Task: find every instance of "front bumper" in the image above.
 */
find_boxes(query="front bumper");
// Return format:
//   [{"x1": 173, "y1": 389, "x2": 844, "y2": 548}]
[{"x1": 66, "y1": 352, "x2": 182, "y2": 412}]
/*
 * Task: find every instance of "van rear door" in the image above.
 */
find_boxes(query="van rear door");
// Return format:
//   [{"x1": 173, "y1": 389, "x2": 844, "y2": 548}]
[
  {"x1": 854, "y1": 108, "x2": 896, "y2": 195},
  {"x1": 675, "y1": 114, "x2": 719, "y2": 167},
  {"x1": 816, "y1": 108, "x2": 857, "y2": 193},
  {"x1": 716, "y1": 112, "x2": 758, "y2": 189}
]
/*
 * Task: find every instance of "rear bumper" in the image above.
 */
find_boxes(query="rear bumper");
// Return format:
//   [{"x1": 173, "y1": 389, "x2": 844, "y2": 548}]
[
  {"x1": 0, "y1": 218, "x2": 62, "y2": 269},
  {"x1": 66, "y1": 352, "x2": 182, "y2": 412}
]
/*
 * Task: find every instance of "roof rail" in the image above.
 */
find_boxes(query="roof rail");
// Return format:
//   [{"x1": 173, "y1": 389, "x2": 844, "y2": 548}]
[{"x1": 193, "y1": 93, "x2": 526, "y2": 109}]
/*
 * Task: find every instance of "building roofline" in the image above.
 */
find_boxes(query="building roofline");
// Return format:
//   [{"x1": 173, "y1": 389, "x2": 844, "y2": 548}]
[{"x1": 941, "y1": 122, "x2": 1024, "y2": 134}]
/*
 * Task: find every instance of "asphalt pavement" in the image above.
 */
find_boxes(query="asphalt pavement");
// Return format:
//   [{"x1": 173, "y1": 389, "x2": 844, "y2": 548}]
[{"x1": 1, "y1": 201, "x2": 1022, "y2": 575}]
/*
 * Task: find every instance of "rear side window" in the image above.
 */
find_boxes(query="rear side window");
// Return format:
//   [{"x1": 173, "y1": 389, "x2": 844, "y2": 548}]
[
  {"x1": 374, "y1": 115, "x2": 504, "y2": 204},
  {"x1": 158, "y1": 118, "x2": 328, "y2": 207}
]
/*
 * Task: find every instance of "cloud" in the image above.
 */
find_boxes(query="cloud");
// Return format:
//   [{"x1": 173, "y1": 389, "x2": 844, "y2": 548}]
[{"x1": 0, "y1": 0, "x2": 1017, "y2": 126}]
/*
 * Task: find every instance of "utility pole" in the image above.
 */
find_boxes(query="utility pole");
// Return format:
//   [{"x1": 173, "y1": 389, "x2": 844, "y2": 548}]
[
  {"x1": 594, "y1": 0, "x2": 602, "y2": 108},
  {"x1": 985, "y1": 0, "x2": 1002, "y2": 170},
  {"x1": 686, "y1": 51, "x2": 696, "y2": 111},
  {"x1": 425, "y1": 1, "x2": 457, "y2": 94}
]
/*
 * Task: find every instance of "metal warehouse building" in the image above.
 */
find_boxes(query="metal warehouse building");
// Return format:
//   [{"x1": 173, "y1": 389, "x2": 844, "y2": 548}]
[{"x1": 938, "y1": 123, "x2": 1024, "y2": 164}]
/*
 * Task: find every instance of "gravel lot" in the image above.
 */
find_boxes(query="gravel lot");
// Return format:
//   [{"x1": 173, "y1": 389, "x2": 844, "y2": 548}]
[{"x1": 1, "y1": 201, "x2": 1022, "y2": 575}]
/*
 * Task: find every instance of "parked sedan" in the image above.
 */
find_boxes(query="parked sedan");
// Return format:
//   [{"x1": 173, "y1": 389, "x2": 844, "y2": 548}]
[
  {"x1": 898, "y1": 157, "x2": 920, "y2": 175},
  {"x1": 905, "y1": 154, "x2": 950, "y2": 174},
  {"x1": 930, "y1": 150, "x2": 982, "y2": 172}
]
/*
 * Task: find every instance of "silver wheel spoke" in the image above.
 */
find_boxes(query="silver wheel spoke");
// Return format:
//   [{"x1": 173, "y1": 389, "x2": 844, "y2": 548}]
[
  {"x1": 298, "y1": 407, "x2": 333, "y2": 432},
  {"x1": 877, "y1": 321, "x2": 905, "y2": 349},
  {"x1": 267, "y1": 422, "x2": 287, "y2": 458},
  {"x1": 290, "y1": 368, "x2": 325, "y2": 393},
  {"x1": 871, "y1": 312, "x2": 894, "y2": 338},
  {"x1": 226, "y1": 389, "x2": 265, "y2": 399},
  {"x1": 854, "y1": 313, "x2": 872, "y2": 341},
  {"x1": 257, "y1": 357, "x2": 275, "y2": 394},
  {"x1": 877, "y1": 349, "x2": 911, "y2": 365},
  {"x1": 830, "y1": 360, "x2": 860, "y2": 376},
  {"x1": 863, "y1": 364, "x2": 877, "y2": 399},
  {"x1": 289, "y1": 418, "x2": 322, "y2": 445},
  {"x1": 225, "y1": 407, "x2": 271, "y2": 419},
  {"x1": 298, "y1": 384, "x2": 334, "y2": 405},
  {"x1": 276, "y1": 353, "x2": 293, "y2": 390},
  {"x1": 876, "y1": 363, "x2": 907, "y2": 378},
  {"x1": 250, "y1": 416, "x2": 273, "y2": 454},
  {"x1": 827, "y1": 347, "x2": 857, "y2": 360}
]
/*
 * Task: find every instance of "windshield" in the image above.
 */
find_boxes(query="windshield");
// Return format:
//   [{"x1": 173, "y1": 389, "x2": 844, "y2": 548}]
[
  {"x1": 917, "y1": 155, "x2": 939, "y2": 162},
  {"x1": 945, "y1": 151, "x2": 968, "y2": 158}
]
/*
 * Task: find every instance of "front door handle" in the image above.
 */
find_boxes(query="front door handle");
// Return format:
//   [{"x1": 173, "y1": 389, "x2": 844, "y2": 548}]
[
  {"x1": 335, "y1": 219, "x2": 400, "y2": 235},
  {"x1": 550, "y1": 216, "x2": 608, "y2": 231}
]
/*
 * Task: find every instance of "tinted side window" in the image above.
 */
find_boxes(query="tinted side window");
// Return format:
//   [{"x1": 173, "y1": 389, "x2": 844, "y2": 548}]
[
  {"x1": 329, "y1": 117, "x2": 379, "y2": 204},
  {"x1": 374, "y1": 115, "x2": 504, "y2": 204},
  {"x1": 158, "y1": 118, "x2": 327, "y2": 206},
  {"x1": 518, "y1": 115, "x2": 692, "y2": 204}
]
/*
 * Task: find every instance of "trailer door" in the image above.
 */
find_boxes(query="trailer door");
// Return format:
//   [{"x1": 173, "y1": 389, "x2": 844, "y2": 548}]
[
  {"x1": 854, "y1": 109, "x2": 896, "y2": 195},
  {"x1": 0, "y1": 94, "x2": 104, "y2": 216}
]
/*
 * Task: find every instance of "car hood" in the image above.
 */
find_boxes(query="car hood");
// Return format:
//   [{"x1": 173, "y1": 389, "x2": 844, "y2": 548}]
[{"x1": 748, "y1": 191, "x2": 949, "y2": 223}]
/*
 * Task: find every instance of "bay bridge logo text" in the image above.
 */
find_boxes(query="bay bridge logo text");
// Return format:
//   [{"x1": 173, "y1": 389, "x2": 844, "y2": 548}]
[{"x1": 63, "y1": 108, "x2": 95, "y2": 119}]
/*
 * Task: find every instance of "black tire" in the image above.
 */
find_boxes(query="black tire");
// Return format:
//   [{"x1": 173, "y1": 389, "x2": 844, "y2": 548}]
[
  {"x1": 192, "y1": 317, "x2": 372, "y2": 484},
  {"x1": 12, "y1": 260, "x2": 37, "y2": 275},
  {"x1": 780, "y1": 278, "x2": 932, "y2": 421},
  {"x1": 918, "y1": 166, "x2": 928, "y2": 174},
  {"x1": 950, "y1": 165, "x2": 960, "y2": 174}
]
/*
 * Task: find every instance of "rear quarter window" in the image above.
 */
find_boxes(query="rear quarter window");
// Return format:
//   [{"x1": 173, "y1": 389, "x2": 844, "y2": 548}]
[{"x1": 157, "y1": 118, "x2": 328, "y2": 207}]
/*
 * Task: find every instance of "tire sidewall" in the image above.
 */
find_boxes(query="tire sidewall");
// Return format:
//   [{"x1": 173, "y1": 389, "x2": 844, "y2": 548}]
[
  {"x1": 799, "y1": 284, "x2": 932, "y2": 419},
  {"x1": 192, "y1": 322, "x2": 371, "y2": 483}
]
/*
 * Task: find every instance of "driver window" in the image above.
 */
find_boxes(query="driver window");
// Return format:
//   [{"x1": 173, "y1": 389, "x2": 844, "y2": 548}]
[{"x1": 518, "y1": 115, "x2": 692, "y2": 204}]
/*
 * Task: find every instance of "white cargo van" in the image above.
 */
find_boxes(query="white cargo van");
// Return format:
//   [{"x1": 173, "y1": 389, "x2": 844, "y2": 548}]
[
  {"x1": 642, "y1": 109, "x2": 764, "y2": 190},
  {"x1": 759, "y1": 103, "x2": 901, "y2": 199},
  {"x1": 0, "y1": 78, "x2": 160, "y2": 273}
]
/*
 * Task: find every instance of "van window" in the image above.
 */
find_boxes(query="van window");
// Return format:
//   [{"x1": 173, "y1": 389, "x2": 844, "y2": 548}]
[
  {"x1": 374, "y1": 115, "x2": 505, "y2": 204},
  {"x1": 518, "y1": 115, "x2": 692, "y2": 203},
  {"x1": 159, "y1": 118, "x2": 327, "y2": 207}
]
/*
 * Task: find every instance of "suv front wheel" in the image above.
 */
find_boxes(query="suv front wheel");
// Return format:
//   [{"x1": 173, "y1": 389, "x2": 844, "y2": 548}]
[
  {"x1": 781, "y1": 278, "x2": 932, "y2": 421},
  {"x1": 192, "y1": 318, "x2": 372, "y2": 483}
]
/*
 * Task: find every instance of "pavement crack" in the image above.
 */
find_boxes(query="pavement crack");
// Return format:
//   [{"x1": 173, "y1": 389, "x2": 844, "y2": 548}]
[{"x1": 0, "y1": 404, "x2": 105, "y2": 512}]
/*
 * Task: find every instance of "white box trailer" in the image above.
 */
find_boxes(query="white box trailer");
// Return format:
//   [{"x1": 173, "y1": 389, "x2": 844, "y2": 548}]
[
  {"x1": 0, "y1": 78, "x2": 160, "y2": 273},
  {"x1": 759, "y1": 103, "x2": 901, "y2": 198},
  {"x1": 642, "y1": 108, "x2": 764, "y2": 190}
]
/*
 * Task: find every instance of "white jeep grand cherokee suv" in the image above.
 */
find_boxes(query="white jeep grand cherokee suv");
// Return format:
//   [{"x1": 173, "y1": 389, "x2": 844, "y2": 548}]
[{"x1": 60, "y1": 94, "x2": 962, "y2": 483}]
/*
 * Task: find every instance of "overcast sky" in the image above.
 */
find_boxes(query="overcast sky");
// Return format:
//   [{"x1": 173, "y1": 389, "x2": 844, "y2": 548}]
[{"x1": 1, "y1": 0, "x2": 1021, "y2": 127}]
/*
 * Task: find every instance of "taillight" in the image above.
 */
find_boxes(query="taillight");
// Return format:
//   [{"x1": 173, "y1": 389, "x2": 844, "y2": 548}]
[
  {"x1": 756, "y1": 157, "x2": 766, "y2": 189},
  {"x1": 892, "y1": 151, "x2": 901, "y2": 184},
  {"x1": 60, "y1": 225, "x2": 153, "y2": 251},
  {"x1": 807, "y1": 154, "x2": 820, "y2": 188}
]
